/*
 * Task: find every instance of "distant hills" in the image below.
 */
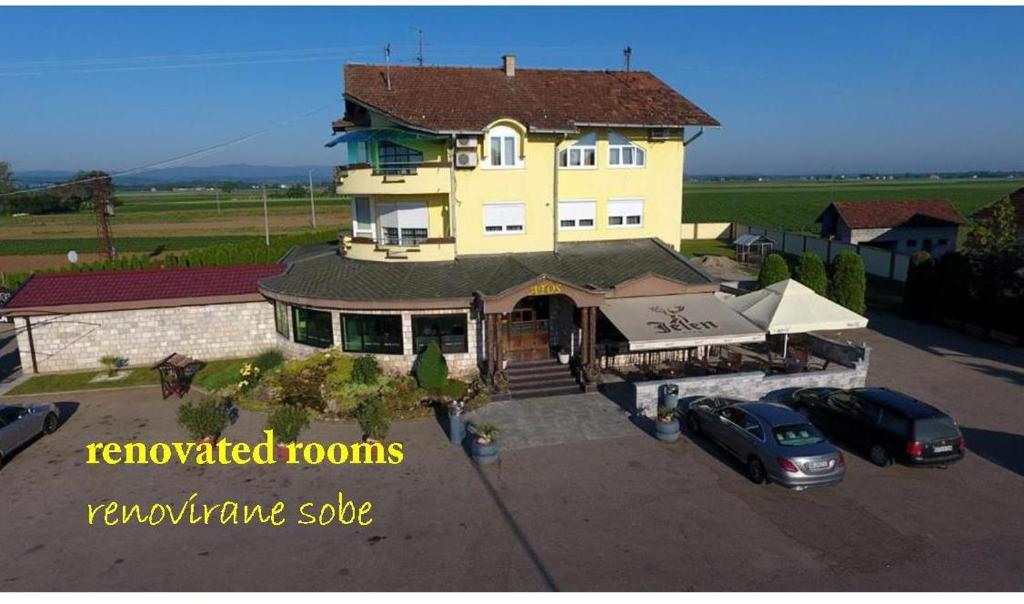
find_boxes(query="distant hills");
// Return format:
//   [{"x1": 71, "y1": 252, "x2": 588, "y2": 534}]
[{"x1": 13, "y1": 164, "x2": 336, "y2": 188}]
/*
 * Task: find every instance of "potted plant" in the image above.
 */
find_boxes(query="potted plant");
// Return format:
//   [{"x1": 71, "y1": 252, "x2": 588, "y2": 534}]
[
  {"x1": 557, "y1": 346, "x2": 570, "y2": 365},
  {"x1": 469, "y1": 423, "x2": 499, "y2": 465},
  {"x1": 655, "y1": 406, "x2": 680, "y2": 443},
  {"x1": 446, "y1": 399, "x2": 466, "y2": 445},
  {"x1": 355, "y1": 395, "x2": 390, "y2": 443},
  {"x1": 266, "y1": 405, "x2": 310, "y2": 461},
  {"x1": 177, "y1": 398, "x2": 230, "y2": 446}
]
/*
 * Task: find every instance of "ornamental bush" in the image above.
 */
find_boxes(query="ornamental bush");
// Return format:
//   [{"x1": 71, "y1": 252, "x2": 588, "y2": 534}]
[
  {"x1": 176, "y1": 398, "x2": 230, "y2": 441},
  {"x1": 794, "y1": 252, "x2": 828, "y2": 296},
  {"x1": 355, "y1": 395, "x2": 390, "y2": 441},
  {"x1": 758, "y1": 253, "x2": 791, "y2": 288},
  {"x1": 415, "y1": 341, "x2": 448, "y2": 390},
  {"x1": 830, "y1": 251, "x2": 867, "y2": 314},
  {"x1": 351, "y1": 356, "x2": 380, "y2": 385},
  {"x1": 265, "y1": 404, "x2": 310, "y2": 444}
]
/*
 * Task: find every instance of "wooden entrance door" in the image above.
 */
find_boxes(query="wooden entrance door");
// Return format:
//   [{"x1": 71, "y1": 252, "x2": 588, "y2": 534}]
[{"x1": 505, "y1": 307, "x2": 550, "y2": 362}]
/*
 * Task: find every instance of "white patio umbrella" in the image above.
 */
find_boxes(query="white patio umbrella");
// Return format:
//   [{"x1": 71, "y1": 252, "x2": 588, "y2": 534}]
[{"x1": 724, "y1": 279, "x2": 869, "y2": 356}]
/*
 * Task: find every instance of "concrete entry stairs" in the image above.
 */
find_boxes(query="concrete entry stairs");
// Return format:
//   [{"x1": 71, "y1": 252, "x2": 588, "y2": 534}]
[{"x1": 505, "y1": 358, "x2": 582, "y2": 399}]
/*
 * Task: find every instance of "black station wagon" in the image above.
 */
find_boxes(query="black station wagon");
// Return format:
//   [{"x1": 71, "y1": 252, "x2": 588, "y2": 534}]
[{"x1": 788, "y1": 387, "x2": 966, "y2": 467}]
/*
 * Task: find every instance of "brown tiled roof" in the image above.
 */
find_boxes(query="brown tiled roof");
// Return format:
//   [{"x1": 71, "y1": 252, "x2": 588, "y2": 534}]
[
  {"x1": 343, "y1": 63, "x2": 719, "y2": 133},
  {"x1": 972, "y1": 187, "x2": 1024, "y2": 225},
  {"x1": 823, "y1": 199, "x2": 966, "y2": 229}
]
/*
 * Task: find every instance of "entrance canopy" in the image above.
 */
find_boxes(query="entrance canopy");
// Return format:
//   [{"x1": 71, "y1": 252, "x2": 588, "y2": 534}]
[
  {"x1": 724, "y1": 279, "x2": 868, "y2": 335},
  {"x1": 601, "y1": 293, "x2": 766, "y2": 352}
]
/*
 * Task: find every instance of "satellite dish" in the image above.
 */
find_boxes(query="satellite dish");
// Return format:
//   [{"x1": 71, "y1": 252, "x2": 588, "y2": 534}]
[{"x1": 67, "y1": 250, "x2": 79, "y2": 264}]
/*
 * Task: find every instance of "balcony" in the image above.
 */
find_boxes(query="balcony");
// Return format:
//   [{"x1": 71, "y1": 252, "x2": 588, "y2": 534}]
[
  {"x1": 342, "y1": 235, "x2": 456, "y2": 263},
  {"x1": 335, "y1": 161, "x2": 451, "y2": 196}
]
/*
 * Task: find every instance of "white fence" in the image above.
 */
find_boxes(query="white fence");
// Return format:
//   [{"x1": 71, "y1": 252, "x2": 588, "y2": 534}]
[{"x1": 743, "y1": 225, "x2": 911, "y2": 282}]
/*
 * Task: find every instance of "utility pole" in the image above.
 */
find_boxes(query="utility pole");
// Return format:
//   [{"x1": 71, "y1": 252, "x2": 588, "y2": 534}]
[
  {"x1": 92, "y1": 178, "x2": 115, "y2": 261},
  {"x1": 624, "y1": 46, "x2": 632, "y2": 72},
  {"x1": 262, "y1": 186, "x2": 270, "y2": 247},
  {"x1": 415, "y1": 28, "x2": 424, "y2": 66},
  {"x1": 308, "y1": 169, "x2": 317, "y2": 228},
  {"x1": 385, "y1": 43, "x2": 392, "y2": 90}
]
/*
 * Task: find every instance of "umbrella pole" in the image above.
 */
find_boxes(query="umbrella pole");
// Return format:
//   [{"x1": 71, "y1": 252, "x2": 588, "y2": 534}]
[{"x1": 782, "y1": 334, "x2": 789, "y2": 358}]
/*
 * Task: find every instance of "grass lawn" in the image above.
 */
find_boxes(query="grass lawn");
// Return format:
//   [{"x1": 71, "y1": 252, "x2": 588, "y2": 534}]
[
  {"x1": 679, "y1": 239, "x2": 736, "y2": 259},
  {"x1": 0, "y1": 235, "x2": 262, "y2": 255},
  {"x1": 192, "y1": 358, "x2": 249, "y2": 391},
  {"x1": 7, "y1": 367, "x2": 158, "y2": 395}
]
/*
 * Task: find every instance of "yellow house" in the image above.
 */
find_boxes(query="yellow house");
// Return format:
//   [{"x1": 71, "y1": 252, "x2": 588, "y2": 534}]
[{"x1": 259, "y1": 55, "x2": 728, "y2": 397}]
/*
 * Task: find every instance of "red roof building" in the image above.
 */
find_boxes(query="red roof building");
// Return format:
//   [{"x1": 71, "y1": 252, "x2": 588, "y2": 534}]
[
  {"x1": 3, "y1": 264, "x2": 285, "y2": 315},
  {"x1": 817, "y1": 199, "x2": 965, "y2": 257}
]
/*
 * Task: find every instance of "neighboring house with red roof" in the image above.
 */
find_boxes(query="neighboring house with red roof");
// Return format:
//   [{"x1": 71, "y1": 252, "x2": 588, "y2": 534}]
[
  {"x1": 2, "y1": 265, "x2": 284, "y2": 373},
  {"x1": 817, "y1": 199, "x2": 965, "y2": 258},
  {"x1": 972, "y1": 187, "x2": 1024, "y2": 245}
]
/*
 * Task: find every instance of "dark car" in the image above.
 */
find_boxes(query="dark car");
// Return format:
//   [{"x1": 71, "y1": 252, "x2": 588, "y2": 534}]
[{"x1": 788, "y1": 387, "x2": 965, "y2": 467}]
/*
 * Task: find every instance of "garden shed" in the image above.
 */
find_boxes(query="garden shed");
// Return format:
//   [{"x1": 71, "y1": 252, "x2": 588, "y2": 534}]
[{"x1": 733, "y1": 233, "x2": 775, "y2": 262}]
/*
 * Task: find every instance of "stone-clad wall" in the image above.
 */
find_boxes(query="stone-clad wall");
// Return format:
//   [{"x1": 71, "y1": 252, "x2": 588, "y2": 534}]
[{"x1": 15, "y1": 301, "x2": 278, "y2": 373}]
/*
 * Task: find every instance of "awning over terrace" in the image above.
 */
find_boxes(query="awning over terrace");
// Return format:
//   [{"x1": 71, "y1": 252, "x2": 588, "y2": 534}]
[
  {"x1": 601, "y1": 293, "x2": 766, "y2": 352},
  {"x1": 324, "y1": 127, "x2": 446, "y2": 147}
]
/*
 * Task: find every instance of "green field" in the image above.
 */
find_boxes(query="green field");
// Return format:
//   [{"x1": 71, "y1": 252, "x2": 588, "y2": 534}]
[
  {"x1": 682, "y1": 178, "x2": 1019, "y2": 233},
  {"x1": 0, "y1": 235, "x2": 267, "y2": 255}
]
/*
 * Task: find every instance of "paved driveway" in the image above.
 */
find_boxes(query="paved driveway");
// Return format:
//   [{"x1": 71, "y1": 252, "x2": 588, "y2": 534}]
[{"x1": 1, "y1": 312, "x2": 1022, "y2": 591}]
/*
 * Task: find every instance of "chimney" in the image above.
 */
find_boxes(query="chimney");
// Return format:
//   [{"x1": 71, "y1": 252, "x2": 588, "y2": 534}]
[{"x1": 502, "y1": 54, "x2": 516, "y2": 77}]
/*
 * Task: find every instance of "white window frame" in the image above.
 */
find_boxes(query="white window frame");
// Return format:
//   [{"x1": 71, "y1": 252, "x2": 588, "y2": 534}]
[
  {"x1": 483, "y1": 202, "x2": 526, "y2": 235},
  {"x1": 558, "y1": 200, "x2": 597, "y2": 231},
  {"x1": 608, "y1": 198, "x2": 644, "y2": 228},
  {"x1": 377, "y1": 201, "x2": 429, "y2": 246},
  {"x1": 558, "y1": 134, "x2": 597, "y2": 170},
  {"x1": 484, "y1": 125, "x2": 524, "y2": 170},
  {"x1": 352, "y1": 196, "x2": 376, "y2": 239},
  {"x1": 608, "y1": 134, "x2": 647, "y2": 169}
]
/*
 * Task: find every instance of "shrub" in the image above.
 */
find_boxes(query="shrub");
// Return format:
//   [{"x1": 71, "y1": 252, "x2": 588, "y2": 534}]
[
  {"x1": 176, "y1": 398, "x2": 230, "y2": 441},
  {"x1": 274, "y1": 356, "x2": 331, "y2": 411},
  {"x1": 439, "y1": 378, "x2": 468, "y2": 400},
  {"x1": 355, "y1": 395, "x2": 390, "y2": 441},
  {"x1": 324, "y1": 354, "x2": 355, "y2": 391},
  {"x1": 253, "y1": 349, "x2": 285, "y2": 373},
  {"x1": 902, "y1": 251, "x2": 935, "y2": 318},
  {"x1": 415, "y1": 341, "x2": 448, "y2": 389},
  {"x1": 98, "y1": 355, "x2": 125, "y2": 377},
  {"x1": 352, "y1": 356, "x2": 380, "y2": 385},
  {"x1": 794, "y1": 252, "x2": 828, "y2": 296},
  {"x1": 935, "y1": 251, "x2": 973, "y2": 320},
  {"x1": 830, "y1": 251, "x2": 866, "y2": 314},
  {"x1": 265, "y1": 405, "x2": 310, "y2": 444},
  {"x1": 470, "y1": 423, "x2": 498, "y2": 444},
  {"x1": 758, "y1": 253, "x2": 790, "y2": 288}
]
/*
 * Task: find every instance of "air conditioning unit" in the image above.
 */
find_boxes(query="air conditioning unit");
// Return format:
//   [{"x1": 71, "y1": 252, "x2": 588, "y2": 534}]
[
  {"x1": 455, "y1": 150, "x2": 478, "y2": 168},
  {"x1": 649, "y1": 128, "x2": 672, "y2": 140},
  {"x1": 455, "y1": 135, "x2": 479, "y2": 148}
]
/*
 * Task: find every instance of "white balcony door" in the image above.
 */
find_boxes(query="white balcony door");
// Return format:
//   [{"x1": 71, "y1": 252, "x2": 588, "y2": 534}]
[
  {"x1": 378, "y1": 201, "x2": 429, "y2": 246},
  {"x1": 352, "y1": 197, "x2": 375, "y2": 239}
]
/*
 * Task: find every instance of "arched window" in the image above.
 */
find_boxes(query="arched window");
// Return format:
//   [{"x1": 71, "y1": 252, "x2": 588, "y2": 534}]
[
  {"x1": 558, "y1": 132, "x2": 597, "y2": 169},
  {"x1": 608, "y1": 132, "x2": 646, "y2": 168},
  {"x1": 487, "y1": 125, "x2": 522, "y2": 168}
]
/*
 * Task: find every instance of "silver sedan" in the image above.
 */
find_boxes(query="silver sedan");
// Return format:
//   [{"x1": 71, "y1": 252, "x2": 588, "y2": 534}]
[
  {"x1": 0, "y1": 403, "x2": 60, "y2": 466},
  {"x1": 686, "y1": 398, "x2": 846, "y2": 489}
]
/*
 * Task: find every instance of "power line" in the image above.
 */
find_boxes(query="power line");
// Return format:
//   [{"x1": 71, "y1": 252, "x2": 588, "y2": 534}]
[{"x1": 1, "y1": 102, "x2": 335, "y2": 198}]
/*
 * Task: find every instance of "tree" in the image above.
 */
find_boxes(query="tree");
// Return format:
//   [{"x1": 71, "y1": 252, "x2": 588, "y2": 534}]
[
  {"x1": 830, "y1": 251, "x2": 866, "y2": 314},
  {"x1": 415, "y1": 340, "x2": 448, "y2": 390},
  {"x1": 757, "y1": 253, "x2": 790, "y2": 288},
  {"x1": 902, "y1": 251, "x2": 935, "y2": 318},
  {"x1": 935, "y1": 251, "x2": 972, "y2": 320},
  {"x1": 0, "y1": 161, "x2": 12, "y2": 193},
  {"x1": 794, "y1": 252, "x2": 828, "y2": 296},
  {"x1": 965, "y1": 196, "x2": 1018, "y2": 258},
  {"x1": 57, "y1": 170, "x2": 116, "y2": 211}
]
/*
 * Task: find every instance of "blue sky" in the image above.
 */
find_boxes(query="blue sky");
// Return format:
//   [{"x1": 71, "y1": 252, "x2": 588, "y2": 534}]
[{"x1": 1, "y1": 6, "x2": 1022, "y2": 175}]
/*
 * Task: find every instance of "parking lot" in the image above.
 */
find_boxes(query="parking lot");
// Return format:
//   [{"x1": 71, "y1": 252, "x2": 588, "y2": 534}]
[{"x1": 1, "y1": 311, "x2": 1022, "y2": 591}]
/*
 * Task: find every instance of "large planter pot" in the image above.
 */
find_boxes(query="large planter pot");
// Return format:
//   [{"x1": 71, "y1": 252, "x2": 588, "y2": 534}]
[
  {"x1": 448, "y1": 413, "x2": 466, "y2": 445},
  {"x1": 275, "y1": 443, "x2": 291, "y2": 462},
  {"x1": 655, "y1": 418, "x2": 681, "y2": 443},
  {"x1": 660, "y1": 384, "x2": 680, "y2": 410},
  {"x1": 197, "y1": 434, "x2": 219, "y2": 447},
  {"x1": 471, "y1": 437, "x2": 499, "y2": 465},
  {"x1": 557, "y1": 352, "x2": 570, "y2": 365}
]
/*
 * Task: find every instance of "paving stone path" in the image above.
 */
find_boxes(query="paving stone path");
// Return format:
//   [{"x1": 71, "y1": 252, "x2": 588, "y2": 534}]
[{"x1": 465, "y1": 392, "x2": 641, "y2": 450}]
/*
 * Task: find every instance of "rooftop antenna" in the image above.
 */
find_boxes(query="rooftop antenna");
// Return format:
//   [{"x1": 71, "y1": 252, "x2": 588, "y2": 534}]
[
  {"x1": 414, "y1": 28, "x2": 424, "y2": 66},
  {"x1": 385, "y1": 43, "x2": 392, "y2": 90},
  {"x1": 624, "y1": 46, "x2": 632, "y2": 72}
]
